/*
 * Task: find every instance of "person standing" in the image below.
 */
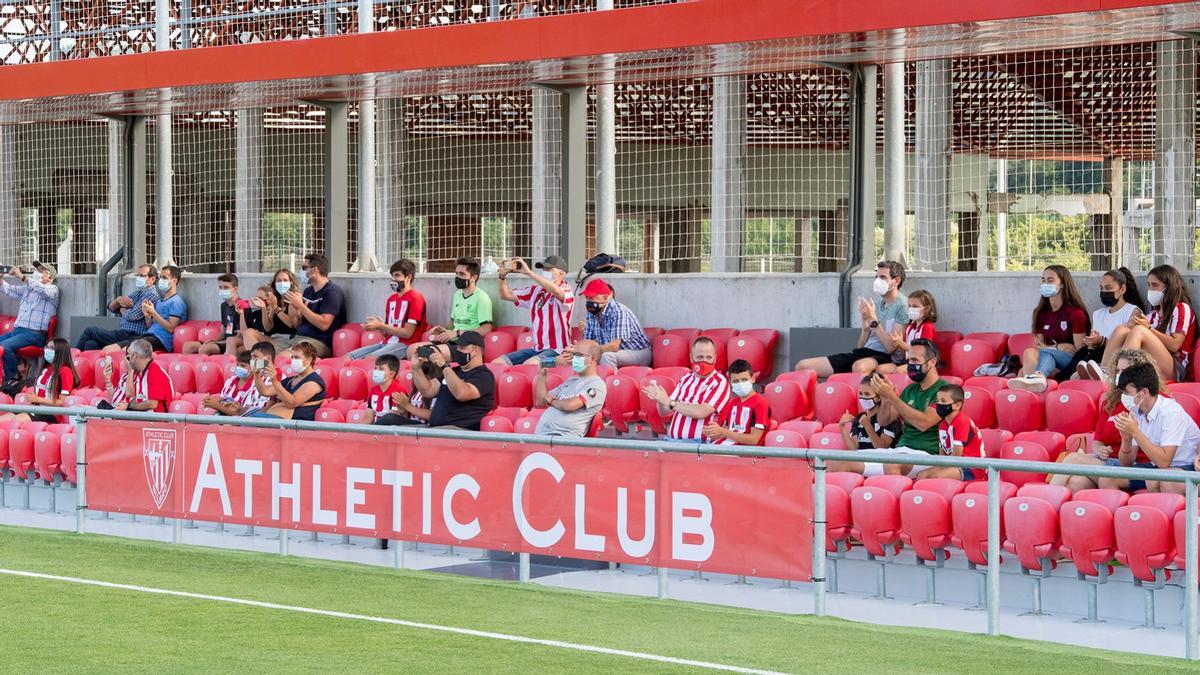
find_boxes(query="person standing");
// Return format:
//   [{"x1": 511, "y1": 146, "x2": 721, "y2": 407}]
[
  {"x1": 0, "y1": 261, "x2": 59, "y2": 386},
  {"x1": 495, "y1": 256, "x2": 574, "y2": 366}
]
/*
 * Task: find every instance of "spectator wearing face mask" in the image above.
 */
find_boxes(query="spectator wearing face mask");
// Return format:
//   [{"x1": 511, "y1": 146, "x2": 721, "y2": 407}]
[
  {"x1": 641, "y1": 337, "x2": 732, "y2": 443},
  {"x1": 417, "y1": 330, "x2": 495, "y2": 430},
  {"x1": 184, "y1": 273, "x2": 264, "y2": 356},
  {"x1": 347, "y1": 259, "x2": 428, "y2": 362},
  {"x1": 375, "y1": 359, "x2": 440, "y2": 426},
  {"x1": 426, "y1": 257, "x2": 494, "y2": 346},
  {"x1": 104, "y1": 265, "x2": 187, "y2": 354},
  {"x1": 245, "y1": 341, "x2": 326, "y2": 420},
  {"x1": 110, "y1": 338, "x2": 175, "y2": 412},
  {"x1": 276, "y1": 253, "x2": 347, "y2": 359},
  {"x1": 579, "y1": 279, "x2": 651, "y2": 369},
  {"x1": 795, "y1": 260, "x2": 908, "y2": 377},
  {"x1": 1008, "y1": 265, "x2": 1090, "y2": 392},
  {"x1": 0, "y1": 261, "x2": 60, "y2": 385},
  {"x1": 1112, "y1": 362, "x2": 1200, "y2": 495},
  {"x1": 76, "y1": 264, "x2": 161, "y2": 351},
  {"x1": 0, "y1": 337, "x2": 77, "y2": 424},
  {"x1": 203, "y1": 350, "x2": 271, "y2": 416},
  {"x1": 837, "y1": 377, "x2": 902, "y2": 451},
  {"x1": 916, "y1": 384, "x2": 984, "y2": 481},
  {"x1": 495, "y1": 255, "x2": 574, "y2": 366},
  {"x1": 533, "y1": 339, "x2": 607, "y2": 437},
  {"x1": 703, "y1": 359, "x2": 770, "y2": 446},
  {"x1": 363, "y1": 354, "x2": 406, "y2": 422}
]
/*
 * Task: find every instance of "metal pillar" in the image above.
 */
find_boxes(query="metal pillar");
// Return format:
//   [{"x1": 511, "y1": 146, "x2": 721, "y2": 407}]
[
  {"x1": 560, "y1": 86, "x2": 587, "y2": 272},
  {"x1": 883, "y1": 61, "x2": 906, "y2": 264},
  {"x1": 377, "y1": 99, "x2": 406, "y2": 266},
  {"x1": 595, "y1": 0, "x2": 617, "y2": 257},
  {"x1": 234, "y1": 108, "x2": 264, "y2": 274},
  {"x1": 996, "y1": 159, "x2": 1008, "y2": 271},
  {"x1": 1186, "y1": 478, "x2": 1198, "y2": 659},
  {"x1": 49, "y1": 0, "x2": 62, "y2": 60},
  {"x1": 1091, "y1": 157, "x2": 1123, "y2": 271},
  {"x1": 857, "y1": 65, "x2": 878, "y2": 265},
  {"x1": 1154, "y1": 40, "x2": 1196, "y2": 269},
  {"x1": 914, "y1": 59, "x2": 951, "y2": 272},
  {"x1": 154, "y1": 0, "x2": 174, "y2": 268},
  {"x1": 710, "y1": 74, "x2": 747, "y2": 273},
  {"x1": 106, "y1": 121, "x2": 126, "y2": 262},
  {"x1": 130, "y1": 118, "x2": 149, "y2": 267},
  {"x1": 312, "y1": 101, "x2": 350, "y2": 273},
  {"x1": 0, "y1": 125, "x2": 17, "y2": 262},
  {"x1": 986, "y1": 467, "x2": 1001, "y2": 636},
  {"x1": 531, "y1": 84, "x2": 562, "y2": 262},
  {"x1": 350, "y1": 0, "x2": 380, "y2": 273}
]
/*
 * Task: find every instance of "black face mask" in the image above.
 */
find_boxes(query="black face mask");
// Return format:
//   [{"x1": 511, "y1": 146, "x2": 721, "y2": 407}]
[
  {"x1": 1099, "y1": 291, "x2": 1118, "y2": 307},
  {"x1": 586, "y1": 301, "x2": 604, "y2": 315},
  {"x1": 907, "y1": 361, "x2": 928, "y2": 383},
  {"x1": 454, "y1": 277, "x2": 470, "y2": 290},
  {"x1": 935, "y1": 402, "x2": 955, "y2": 419},
  {"x1": 449, "y1": 348, "x2": 469, "y2": 365},
  {"x1": 392, "y1": 281, "x2": 405, "y2": 293}
]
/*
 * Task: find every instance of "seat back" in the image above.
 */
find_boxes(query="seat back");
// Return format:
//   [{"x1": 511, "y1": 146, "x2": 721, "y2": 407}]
[
  {"x1": 1115, "y1": 504, "x2": 1177, "y2": 583},
  {"x1": 964, "y1": 332, "x2": 1009, "y2": 359},
  {"x1": 637, "y1": 374, "x2": 678, "y2": 435},
  {"x1": 484, "y1": 331, "x2": 517, "y2": 363},
  {"x1": 764, "y1": 430, "x2": 806, "y2": 448},
  {"x1": 313, "y1": 364, "x2": 340, "y2": 399},
  {"x1": 651, "y1": 334, "x2": 691, "y2": 369},
  {"x1": 850, "y1": 484, "x2": 905, "y2": 557},
  {"x1": 950, "y1": 340, "x2": 997, "y2": 381},
  {"x1": 166, "y1": 361, "x2": 196, "y2": 394},
  {"x1": 1173, "y1": 508, "x2": 1200, "y2": 568},
  {"x1": 807, "y1": 431, "x2": 847, "y2": 451},
  {"x1": 728, "y1": 336, "x2": 770, "y2": 379},
  {"x1": 1045, "y1": 390, "x2": 1098, "y2": 437},
  {"x1": 1002, "y1": 495, "x2": 1062, "y2": 572},
  {"x1": 1057, "y1": 379, "x2": 1106, "y2": 404},
  {"x1": 963, "y1": 376, "x2": 1010, "y2": 398},
  {"x1": 1073, "y1": 488, "x2": 1130, "y2": 513},
  {"x1": 338, "y1": 367, "x2": 369, "y2": 402},
  {"x1": 1129, "y1": 492, "x2": 1186, "y2": 518},
  {"x1": 194, "y1": 361, "x2": 226, "y2": 395},
  {"x1": 496, "y1": 372, "x2": 533, "y2": 409},
  {"x1": 1006, "y1": 333, "x2": 1037, "y2": 359},
  {"x1": 480, "y1": 415, "x2": 515, "y2": 434},
  {"x1": 812, "y1": 381, "x2": 857, "y2": 426},
  {"x1": 826, "y1": 485, "x2": 853, "y2": 552},
  {"x1": 1059, "y1": 499, "x2": 1118, "y2": 577},
  {"x1": 900, "y1": 489, "x2": 954, "y2": 562},
  {"x1": 315, "y1": 407, "x2": 345, "y2": 423},
  {"x1": 762, "y1": 380, "x2": 808, "y2": 423},
  {"x1": 602, "y1": 375, "x2": 641, "y2": 434},
  {"x1": 779, "y1": 419, "x2": 823, "y2": 438},
  {"x1": 171, "y1": 323, "x2": 201, "y2": 353},
  {"x1": 997, "y1": 440, "x2": 1050, "y2": 487},
  {"x1": 961, "y1": 386, "x2": 996, "y2": 429},
  {"x1": 995, "y1": 389, "x2": 1045, "y2": 435},
  {"x1": 32, "y1": 431, "x2": 63, "y2": 483},
  {"x1": 7, "y1": 428, "x2": 36, "y2": 479},
  {"x1": 332, "y1": 328, "x2": 363, "y2": 358}
]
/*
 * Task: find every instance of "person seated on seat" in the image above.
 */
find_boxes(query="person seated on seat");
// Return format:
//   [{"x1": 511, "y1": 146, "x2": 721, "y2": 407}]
[
  {"x1": 360, "y1": 354, "x2": 406, "y2": 423},
  {"x1": 429, "y1": 257, "x2": 494, "y2": 345},
  {"x1": 533, "y1": 340, "x2": 607, "y2": 438},
  {"x1": 374, "y1": 360, "x2": 439, "y2": 427},
  {"x1": 1070, "y1": 268, "x2": 1145, "y2": 381},
  {"x1": 275, "y1": 253, "x2": 347, "y2": 359},
  {"x1": 827, "y1": 339, "x2": 946, "y2": 477},
  {"x1": 347, "y1": 258, "x2": 428, "y2": 362},
  {"x1": 0, "y1": 337, "x2": 77, "y2": 424},
  {"x1": 99, "y1": 351, "x2": 130, "y2": 408},
  {"x1": 239, "y1": 271, "x2": 302, "y2": 349},
  {"x1": 1052, "y1": 348, "x2": 1155, "y2": 493},
  {"x1": 875, "y1": 289, "x2": 937, "y2": 375},
  {"x1": 112, "y1": 339, "x2": 175, "y2": 412},
  {"x1": 703, "y1": 359, "x2": 770, "y2": 446},
  {"x1": 246, "y1": 341, "x2": 325, "y2": 421},
  {"x1": 641, "y1": 337, "x2": 732, "y2": 443},
  {"x1": 795, "y1": 260, "x2": 908, "y2": 377},
  {"x1": 837, "y1": 376, "x2": 902, "y2": 451},
  {"x1": 185, "y1": 274, "x2": 264, "y2": 356},
  {"x1": 105, "y1": 265, "x2": 187, "y2": 354},
  {"x1": 495, "y1": 256, "x2": 574, "y2": 366},
  {"x1": 1108, "y1": 362, "x2": 1200, "y2": 495},
  {"x1": 579, "y1": 279, "x2": 652, "y2": 369},
  {"x1": 915, "y1": 384, "x2": 984, "y2": 480},
  {"x1": 0, "y1": 261, "x2": 60, "y2": 386},
  {"x1": 76, "y1": 264, "x2": 160, "y2": 351},
  {"x1": 1101, "y1": 264, "x2": 1195, "y2": 383},
  {"x1": 203, "y1": 350, "x2": 272, "y2": 417},
  {"x1": 1008, "y1": 265, "x2": 1089, "y2": 393},
  {"x1": 409, "y1": 331, "x2": 494, "y2": 430}
]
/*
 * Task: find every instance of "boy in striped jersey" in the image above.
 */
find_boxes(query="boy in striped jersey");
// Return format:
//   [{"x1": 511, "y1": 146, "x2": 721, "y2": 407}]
[{"x1": 204, "y1": 350, "x2": 272, "y2": 416}]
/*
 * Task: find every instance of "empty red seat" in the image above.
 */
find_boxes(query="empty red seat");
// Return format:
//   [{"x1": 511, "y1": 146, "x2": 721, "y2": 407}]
[
  {"x1": 315, "y1": 407, "x2": 346, "y2": 423},
  {"x1": 637, "y1": 374, "x2": 678, "y2": 436},
  {"x1": 1013, "y1": 430, "x2": 1066, "y2": 457},
  {"x1": 7, "y1": 427, "x2": 37, "y2": 480},
  {"x1": 807, "y1": 431, "x2": 848, "y2": 451},
  {"x1": 998, "y1": 440, "x2": 1050, "y2": 487},
  {"x1": 850, "y1": 475, "x2": 912, "y2": 558},
  {"x1": 950, "y1": 340, "x2": 995, "y2": 381},
  {"x1": 168, "y1": 400, "x2": 196, "y2": 415},
  {"x1": 727, "y1": 336, "x2": 770, "y2": 379},
  {"x1": 484, "y1": 331, "x2": 517, "y2": 363},
  {"x1": 963, "y1": 376, "x2": 1009, "y2": 398},
  {"x1": 32, "y1": 430, "x2": 64, "y2": 483},
  {"x1": 764, "y1": 430, "x2": 806, "y2": 448},
  {"x1": 196, "y1": 323, "x2": 224, "y2": 344},
  {"x1": 487, "y1": 406, "x2": 525, "y2": 424},
  {"x1": 332, "y1": 328, "x2": 363, "y2": 358},
  {"x1": 338, "y1": 367, "x2": 369, "y2": 402},
  {"x1": 322, "y1": 398, "x2": 361, "y2": 417},
  {"x1": 826, "y1": 483, "x2": 853, "y2": 553},
  {"x1": 995, "y1": 389, "x2": 1044, "y2": 435},
  {"x1": 826, "y1": 372, "x2": 865, "y2": 389},
  {"x1": 171, "y1": 323, "x2": 201, "y2": 354},
  {"x1": 1007, "y1": 333, "x2": 1037, "y2": 359},
  {"x1": 481, "y1": 415, "x2": 515, "y2": 434},
  {"x1": 1059, "y1": 489, "x2": 1129, "y2": 578},
  {"x1": 166, "y1": 361, "x2": 196, "y2": 394},
  {"x1": 1115, "y1": 493, "x2": 1185, "y2": 584},
  {"x1": 71, "y1": 354, "x2": 95, "y2": 388},
  {"x1": 961, "y1": 386, "x2": 996, "y2": 429},
  {"x1": 762, "y1": 380, "x2": 808, "y2": 423},
  {"x1": 59, "y1": 432, "x2": 78, "y2": 484},
  {"x1": 779, "y1": 419, "x2": 823, "y2": 438},
  {"x1": 901, "y1": 478, "x2": 966, "y2": 563},
  {"x1": 1003, "y1": 483, "x2": 1070, "y2": 574},
  {"x1": 964, "y1": 332, "x2": 1009, "y2": 359},
  {"x1": 193, "y1": 361, "x2": 226, "y2": 395},
  {"x1": 949, "y1": 478, "x2": 1019, "y2": 572},
  {"x1": 812, "y1": 381, "x2": 856, "y2": 426},
  {"x1": 1045, "y1": 390, "x2": 1097, "y2": 437},
  {"x1": 1172, "y1": 392, "x2": 1200, "y2": 422},
  {"x1": 346, "y1": 408, "x2": 374, "y2": 425},
  {"x1": 514, "y1": 409, "x2": 546, "y2": 434},
  {"x1": 651, "y1": 334, "x2": 691, "y2": 370},
  {"x1": 931, "y1": 331, "x2": 963, "y2": 373},
  {"x1": 309, "y1": 364, "x2": 337, "y2": 399},
  {"x1": 495, "y1": 325, "x2": 527, "y2": 338},
  {"x1": 1173, "y1": 506, "x2": 1200, "y2": 569},
  {"x1": 1057, "y1": 379, "x2": 1106, "y2": 404},
  {"x1": 602, "y1": 374, "x2": 641, "y2": 434},
  {"x1": 497, "y1": 372, "x2": 533, "y2": 409}
]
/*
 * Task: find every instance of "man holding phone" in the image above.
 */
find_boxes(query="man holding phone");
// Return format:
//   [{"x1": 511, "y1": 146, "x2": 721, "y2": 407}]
[
  {"x1": 113, "y1": 339, "x2": 175, "y2": 413},
  {"x1": 0, "y1": 261, "x2": 59, "y2": 386},
  {"x1": 495, "y1": 256, "x2": 574, "y2": 366},
  {"x1": 404, "y1": 331, "x2": 494, "y2": 430}
]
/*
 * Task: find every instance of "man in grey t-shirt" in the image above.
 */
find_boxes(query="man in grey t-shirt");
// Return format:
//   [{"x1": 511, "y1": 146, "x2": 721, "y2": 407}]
[{"x1": 534, "y1": 340, "x2": 607, "y2": 437}]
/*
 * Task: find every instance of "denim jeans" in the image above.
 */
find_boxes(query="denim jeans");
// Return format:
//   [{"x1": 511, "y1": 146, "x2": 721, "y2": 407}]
[
  {"x1": 77, "y1": 326, "x2": 141, "y2": 352},
  {"x1": 0, "y1": 327, "x2": 47, "y2": 380},
  {"x1": 346, "y1": 341, "x2": 408, "y2": 361},
  {"x1": 1036, "y1": 347, "x2": 1075, "y2": 376}
]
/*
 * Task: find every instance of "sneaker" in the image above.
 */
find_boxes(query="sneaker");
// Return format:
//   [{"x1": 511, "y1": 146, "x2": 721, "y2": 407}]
[
  {"x1": 1076, "y1": 361, "x2": 1091, "y2": 380},
  {"x1": 1082, "y1": 360, "x2": 1105, "y2": 381},
  {"x1": 1007, "y1": 373, "x2": 1047, "y2": 393}
]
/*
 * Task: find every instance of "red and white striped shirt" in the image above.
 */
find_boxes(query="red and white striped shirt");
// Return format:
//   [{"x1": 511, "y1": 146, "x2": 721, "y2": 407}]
[
  {"x1": 220, "y1": 374, "x2": 271, "y2": 411},
  {"x1": 34, "y1": 366, "x2": 74, "y2": 400},
  {"x1": 133, "y1": 362, "x2": 175, "y2": 413},
  {"x1": 1149, "y1": 302, "x2": 1196, "y2": 367},
  {"x1": 716, "y1": 393, "x2": 770, "y2": 446},
  {"x1": 382, "y1": 290, "x2": 428, "y2": 346},
  {"x1": 367, "y1": 379, "x2": 406, "y2": 416},
  {"x1": 905, "y1": 321, "x2": 935, "y2": 345},
  {"x1": 513, "y1": 281, "x2": 574, "y2": 352},
  {"x1": 667, "y1": 370, "x2": 732, "y2": 441}
]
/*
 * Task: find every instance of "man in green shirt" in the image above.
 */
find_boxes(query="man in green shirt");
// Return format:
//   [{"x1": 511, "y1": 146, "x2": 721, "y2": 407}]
[
  {"x1": 826, "y1": 338, "x2": 946, "y2": 477},
  {"x1": 430, "y1": 257, "x2": 494, "y2": 344}
]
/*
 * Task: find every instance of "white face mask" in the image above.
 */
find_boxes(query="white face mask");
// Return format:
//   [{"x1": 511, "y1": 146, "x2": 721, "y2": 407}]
[
  {"x1": 907, "y1": 307, "x2": 922, "y2": 322},
  {"x1": 1121, "y1": 392, "x2": 1139, "y2": 411},
  {"x1": 859, "y1": 397, "x2": 876, "y2": 411},
  {"x1": 290, "y1": 358, "x2": 305, "y2": 374},
  {"x1": 872, "y1": 277, "x2": 891, "y2": 296},
  {"x1": 731, "y1": 381, "x2": 753, "y2": 398},
  {"x1": 1147, "y1": 289, "x2": 1165, "y2": 306},
  {"x1": 540, "y1": 269, "x2": 556, "y2": 281},
  {"x1": 372, "y1": 369, "x2": 387, "y2": 385}
]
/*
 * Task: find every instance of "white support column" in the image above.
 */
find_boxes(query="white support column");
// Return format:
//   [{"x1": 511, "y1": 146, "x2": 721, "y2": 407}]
[
  {"x1": 154, "y1": 0, "x2": 174, "y2": 268},
  {"x1": 532, "y1": 84, "x2": 563, "y2": 262},
  {"x1": 1155, "y1": 40, "x2": 1196, "y2": 269},
  {"x1": 377, "y1": 99, "x2": 406, "y2": 266},
  {"x1": 710, "y1": 73, "x2": 747, "y2": 273},
  {"x1": 996, "y1": 158, "x2": 1007, "y2": 271},
  {"x1": 350, "y1": 0, "x2": 380, "y2": 272},
  {"x1": 595, "y1": 0, "x2": 617, "y2": 257},
  {"x1": 914, "y1": 59, "x2": 951, "y2": 272},
  {"x1": 857, "y1": 65, "x2": 878, "y2": 266},
  {"x1": 883, "y1": 61, "x2": 906, "y2": 263},
  {"x1": 0, "y1": 125, "x2": 17, "y2": 261},
  {"x1": 106, "y1": 121, "x2": 126, "y2": 263},
  {"x1": 234, "y1": 108, "x2": 264, "y2": 274}
]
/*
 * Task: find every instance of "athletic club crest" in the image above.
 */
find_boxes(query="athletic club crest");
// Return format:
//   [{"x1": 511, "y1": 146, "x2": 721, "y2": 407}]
[{"x1": 142, "y1": 428, "x2": 177, "y2": 510}]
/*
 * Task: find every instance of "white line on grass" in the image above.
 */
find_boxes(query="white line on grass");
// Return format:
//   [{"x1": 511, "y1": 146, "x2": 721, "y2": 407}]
[{"x1": 0, "y1": 567, "x2": 785, "y2": 674}]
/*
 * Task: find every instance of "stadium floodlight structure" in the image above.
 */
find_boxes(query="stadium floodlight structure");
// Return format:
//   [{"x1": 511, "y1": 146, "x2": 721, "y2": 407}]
[{"x1": 2, "y1": 0, "x2": 1200, "y2": 280}]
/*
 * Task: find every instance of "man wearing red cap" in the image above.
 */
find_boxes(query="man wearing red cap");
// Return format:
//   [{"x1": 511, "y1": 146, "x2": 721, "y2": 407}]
[{"x1": 580, "y1": 279, "x2": 651, "y2": 369}]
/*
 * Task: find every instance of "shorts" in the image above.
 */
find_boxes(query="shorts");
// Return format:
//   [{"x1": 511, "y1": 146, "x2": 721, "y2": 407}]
[
  {"x1": 29, "y1": 413, "x2": 57, "y2": 424},
  {"x1": 861, "y1": 447, "x2": 934, "y2": 477},
  {"x1": 500, "y1": 347, "x2": 559, "y2": 365},
  {"x1": 827, "y1": 348, "x2": 892, "y2": 374},
  {"x1": 272, "y1": 335, "x2": 332, "y2": 358},
  {"x1": 961, "y1": 467, "x2": 977, "y2": 481},
  {"x1": 1105, "y1": 457, "x2": 1194, "y2": 491}
]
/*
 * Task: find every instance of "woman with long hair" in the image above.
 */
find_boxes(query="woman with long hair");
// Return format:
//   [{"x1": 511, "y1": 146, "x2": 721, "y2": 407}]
[
  {"x1": 1071, "y1": 267, "x2": 1146, "y2": 380},
  {"x1": 238, "y1": 270, "x2": 301, "y2": 349},
  {"x1": 1008, "y1": 264, "x2": 1090, "y2": 392},
  {"x1": 1102, "y1": 264, "x2": 1195, "y2": 382},
  {"x1": 0, "y1": 337, "x2": 79, "y2": 423}
]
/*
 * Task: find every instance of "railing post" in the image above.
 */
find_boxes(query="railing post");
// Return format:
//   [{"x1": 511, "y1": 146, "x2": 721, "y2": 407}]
[
  {"x1": 812, "y1": 457, "x2": 827, "y2": 617},
  {"x1": 657, "y1": 566, "x2": 669, "y2": 599},
  {"x1": 518, "y1": 551, "x2": 530, "y2": 583},
  {"x1": 986, "y1": 466, "x2": 1001, "y2": 636},
  {"x1": 74, "y1": 416, "x2": 87, "y2": 534},
  {"x1": 1186, "y1": 477, "x2": 1197, "y2": 660},
  {"x1": 279, "y1": 527, "x2": 289, "y2": 556}
]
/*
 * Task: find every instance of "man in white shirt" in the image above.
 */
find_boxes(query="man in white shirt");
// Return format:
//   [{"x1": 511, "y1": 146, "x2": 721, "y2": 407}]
[{"x1": 1112, "y1": 362, "x2": 1200, "y2": 495}]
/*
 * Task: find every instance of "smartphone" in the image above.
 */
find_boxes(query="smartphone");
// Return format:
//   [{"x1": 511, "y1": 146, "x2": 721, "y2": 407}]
[
  {"x1": 417, "y1": 344, "x2": 435, "y2": 360},
  {"x1": 103, "y1": 355, "x2": 112, "y2": 368},
  {"x1": 0, "y1": 265, "x2": 10, "y2": 275},
  {"x1": 251, "y1": 358, "x2": 267, "y2": 371},
  {"x1": 236, "y1": 299, "x2": 252, "y2": 311},
  {"x1": 539, "y1": 356, "x2": 558, "y2": 369}
]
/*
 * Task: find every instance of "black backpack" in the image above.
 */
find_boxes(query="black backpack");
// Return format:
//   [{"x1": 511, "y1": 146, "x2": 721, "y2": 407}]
[{"x1": 575, "y1": 253, "x2": 627, "y2": 290}]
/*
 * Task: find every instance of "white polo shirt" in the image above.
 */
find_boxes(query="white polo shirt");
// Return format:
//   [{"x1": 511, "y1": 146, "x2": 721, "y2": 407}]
[{"x1": 1132, "y1": 395, "x2": 1200, "y2": 467}]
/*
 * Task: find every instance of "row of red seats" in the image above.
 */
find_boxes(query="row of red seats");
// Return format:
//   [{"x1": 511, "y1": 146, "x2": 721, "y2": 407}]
[{"x1": 0, "y1": 421, "x2": 78, "y2": 487}]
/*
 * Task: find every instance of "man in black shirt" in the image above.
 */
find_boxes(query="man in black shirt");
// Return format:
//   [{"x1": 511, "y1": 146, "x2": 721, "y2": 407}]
[
  {"x1": 420, "y1": 330, "x2": 495, "y2": 430},
  {"x1": 279, "y1": 253, "x2": 347, "y2": 358}
]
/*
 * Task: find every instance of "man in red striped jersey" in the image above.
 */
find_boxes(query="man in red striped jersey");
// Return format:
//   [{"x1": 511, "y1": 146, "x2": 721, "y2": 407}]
[
  {"x1": 495, "y1": 255, "x2": 575, "y2": 366},
  {"x1": 642, "y1": 337, "x2": 732, "y2": 442}
]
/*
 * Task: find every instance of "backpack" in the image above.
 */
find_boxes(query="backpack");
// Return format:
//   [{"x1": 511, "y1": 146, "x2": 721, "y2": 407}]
[{"x1": 575, "y1": 253, "x2": 627, "y2": 290}]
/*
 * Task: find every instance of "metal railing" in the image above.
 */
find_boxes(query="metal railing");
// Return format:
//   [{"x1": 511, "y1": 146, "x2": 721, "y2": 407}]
[{"x1": 2, "y1": 402, "x2": 1199, "y2": 660}]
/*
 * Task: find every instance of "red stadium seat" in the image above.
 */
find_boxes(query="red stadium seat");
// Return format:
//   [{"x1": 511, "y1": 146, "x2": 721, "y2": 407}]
[
  {"x1": 764, "y1": 430, "x2": 806, "y2": 448},
  {"x1": 651, "y1": 366, "x2": 691, "y2": 382},
  {"x1": 515, "y1": 332, "x2": 537, "y2": 353},
  {"x1": 637, "y1": 373, "x2": 678, "y2": 436},
  {"x1": 616, "y1": 365, "x2": 652, "y2": 382},
  {"x1": 642, "y1": 326, "x2": 665, "y2": 341},
  {"x1": 1060, "y1": 489, "x2": 1129, "y2": 584},
  {"x1": 779, "y1": 419, "x2": 823, "y2": 439},
  {"x1": 777, "y1": 370, "x2": 817, "y2": 404},
  {"x1": 998, "y1": 440, "x2": 1050, "y2": 487},
  {"x1": 32, "y1": 429, "x2": 65, "y2": 483},
  {"x1": 171, "y1": 322, "x2": 201, "y2": 354},
  {"x1": 487, "y1": 407, "x2": 525, "y2": 424},
  {"x1": 884, "y1": 373, "x2": 912, "y2": 393},
  {"x1": 1007, "y1": 333, "x2": 1037, "y2": 360},
  {"x1": 950, "y1": 340, "x2": 995, "y2": 381},
  {"x1": 507, "y1": 363, "x2": 540, "y2": 382},
  {"x1": 901, "y1": 478, "x2": 966, "y2": 602},
  {"x1": 321, "y1": 399, "x2": 361, "y2": 418},
  {"x1": 701, "y1": 327, "x2": 739, "y2": 344},
  {"x1": 1045, "y1": 390, "x2": 1098, "y2": 438},
  {"x1": 311, "y1": 365, "x2": 339, "y2": 400},
  {"x1": 813, "y1": 381, "x2": 856, "y2": 426},
  {"x1": 1116, "y1": 493, "x2": 1186, "y2": 627},
  {"x1": 495, "y1": 325, "x2": 527, "y2": 338},
  {"x1": 484, "y1": 331, "x2": 517, "y2": 363},
  {"x1": 979, "y1": 428, "x2": 1013, "y2": 456},
  {"x1": 850, "y1": 475, "x2": 912, "y2": 597},
  {"x1": 481, "y1": 415, "x2": 515, "y2": 434},
  {"x1": 315, "y1": 407, "x2": 345, "y2": 423},
  {"x1": 807, "y1": 431, "x2": 847, "y2": 451},
  {"x1": 71, "y1": 354, "x2": 95, "y2": 388},
  {"x1": 346, "y1": 408, "x2": 374, "y2": 425},
  {"x1": 1173, "y1": 506, "x2": 1200, "y2": 569},
  {"x1": 514, "y1": 409, "x2": 546, "y2": 434},
  {"x1": 668, "y1": 328, "x2": 701, "y2": 344},
  {"x1": 166, "y1": 361, "x2": 196, "y2": 394},
  {"x1": 931, "y1": 331, "x2": 963, "y2": 373},
  {"x1": 961, "y1": 386, "x2": 996, "y2": 429},
  {"x1": 994, "y1": 389, "x2": 1044, "y2": 435},
  {"x1": 827, "y1": 372, "x2": 866, "y2": 389},
  {"x1": 964, "y1": 332, "x2": 1009, "y2": 359},
  {"x1": 338, "y1": 367, "x2": 369, "y2": 402},
  {"x1": 1172, "y1": 392, "x2": 1200, "y2": 422},
  {"x1": 7, "y1": 427, "x2": 37, "y2": 480},
  {"x1": 652, "y1": 334, "x2": 691, "y2": 370},
  {"x1": 357, "y1": 329, "x2": 383, "y2": 348},
  {"x1": 1057, "y1": 379, "x2": 1106, "y2": 404},
  {"x1": 15, "y1": 316, "x2": 56, "y2": 360},
  {"x1": 1013, "y1": 430, "x2": 1066, "y2": 457},
  {"x1": 193, "y1": 361, "x2": 226, "y2": 395},
  {"x1": 178, "y1": 392, "x2": 210, "y2": 416},
  {"x1": 1003, "y1": 483, "x2": 1071, "y2": 613},
  {"x1": 727, "y1": 336, "x2": 770, "y2": 379},
  {"x1": 168, "y1": 400, "x2": 196, "y2": 415},
  {"x1": 196, "y1": 323, "x2": 223, "y2": 344},
  {"x1": 739, "y1": 329, "x2": 778, "y2": 371},
  {"x1": 762, "y1": 380, "x2": 808, "y2": 424},
  {"x1": 59, "y1": 432, "x2": 78, "y2": 484},
  {"x1": 602, "y1": 374, "x2": 641, "y2": 434},
  {"x1": 963, "y1": 376, "x2": 1008, "y2": 398},
  {"x1": 332, "y1": 328, "x2": 363, "y2": 358},
  {"x1": 497, "y1": 372, "x2": 533, "y2": 409}
]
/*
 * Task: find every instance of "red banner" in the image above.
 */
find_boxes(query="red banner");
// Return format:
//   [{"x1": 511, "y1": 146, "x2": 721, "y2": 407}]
[{"x1": 86, "y1": 419, "x2": 813, "y2": 581}]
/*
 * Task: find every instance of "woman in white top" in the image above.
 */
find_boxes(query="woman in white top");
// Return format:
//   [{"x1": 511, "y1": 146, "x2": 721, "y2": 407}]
[{"x1": 1075, "y1": 267, "x2": 1145, "y2": 380}]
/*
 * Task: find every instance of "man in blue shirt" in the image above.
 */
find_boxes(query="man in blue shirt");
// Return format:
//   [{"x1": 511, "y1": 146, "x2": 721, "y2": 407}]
[
  {"x1": 580, "y1": 279, "x2": 651, "y2": 369},
  {"x1": 76, "y1": 264, "x2": 161, "y2": 351},
  {"x1": 104, "y1": 265, "x2": 187, "y2": 353},
  {"x1": 0, "y1": 261, "x2": 59, "y2": 382}
]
